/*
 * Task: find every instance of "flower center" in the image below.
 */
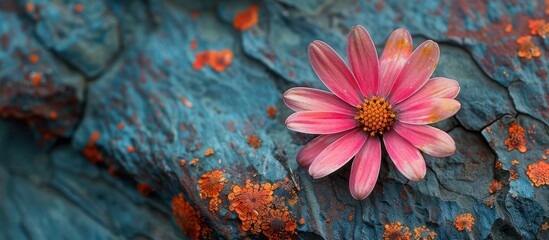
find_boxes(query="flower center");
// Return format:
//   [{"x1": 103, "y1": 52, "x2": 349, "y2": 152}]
[{"x1": 355, "y1": 96, "x2": 396, "y2": 136}]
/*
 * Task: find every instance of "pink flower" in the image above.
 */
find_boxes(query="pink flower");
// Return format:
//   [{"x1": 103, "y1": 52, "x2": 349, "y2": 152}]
[{"x1": 283, "y1": 26, "x2": 460, "y2": 200}]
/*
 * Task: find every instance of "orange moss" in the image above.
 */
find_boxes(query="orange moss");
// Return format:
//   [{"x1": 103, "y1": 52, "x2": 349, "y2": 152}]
[
  {"x1": 383, "y1": 222, "x2": 412, "y2": 240},
  {"x1": 261, "y1": 207, "x2": 297, "y2": 240},
  {"x1": 247, "y1": 134, "x2": 262, "y2": 148},
  {"x1": 137, "y1": 182, "x2": 154, "y2": 196},
  {"x1": 233, "y1": 6, "x2": 259, "y2": 31},
  {"x1": 526, "y1": 161, "x2": 549, "y2": 187},
  {"x1": 413, "y1": 226, "x2": 436, "y2": 240},
  {"x1": 30, "y1": 71, "x2": 42, "y2": 86},
  {"x1": 489, "y1": 180, "x2": 503, "y2": 194},
  {"x1": 74, "y1": 4, "x2": 84, "y2": 13},
  {"x1": 228, "y1": 179, "x2": 275, "y2": 234},
  {"x1": 190, "y1": 158, "x2": 199, "y2": 166},
  {"x1": 267, "y1": 105, "x2": 277, "y2": 119},
  {"x1": 29, "y1": 54, "x2": 39, "y2": 64},
  {"x1": 181, "y1": 97, "x2": 193, "y2": 108},
  {"x1": 190, "y1": 39, "x2": 198, "y2": 50},
  {"x1": 516, "y1": 36, "x2": 541, "y2": 60},
  {"x1": 509, "y1": 168, "x2": 519, "y2": 182},
  {"x1": 171, "y1": 194, "x2": 205, "y2": 240},
  {"x1": 454, "y1": 213, "x2": 475, "y2": 232},
  {"x1": 117, "y1": 122, "x2": 124, "y2": 130},
  {"x1": 504, "y1": 121, "x2": 528, "y2": 152},
  {"x1": 204, "y1": 148, "x2": 215, "y2": 156},
  {"x1": 199, "y1": 170, "x2": 226, "y2": 212}
]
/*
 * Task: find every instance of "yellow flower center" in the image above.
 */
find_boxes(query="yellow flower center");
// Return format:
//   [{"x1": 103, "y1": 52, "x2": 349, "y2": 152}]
[{"x1": 355, "y1": 96, "x2": 396, "y2": 136}]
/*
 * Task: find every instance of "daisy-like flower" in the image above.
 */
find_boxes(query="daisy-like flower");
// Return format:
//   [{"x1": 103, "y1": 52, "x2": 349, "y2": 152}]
[{"x1": 283, "y1": 26, "x2": 460, "y2": 200}]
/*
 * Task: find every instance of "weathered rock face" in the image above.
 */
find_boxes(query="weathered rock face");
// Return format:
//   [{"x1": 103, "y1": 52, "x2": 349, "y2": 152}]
[{"x1": 1, "y1": 0, "x2": 548, "y2": 239}]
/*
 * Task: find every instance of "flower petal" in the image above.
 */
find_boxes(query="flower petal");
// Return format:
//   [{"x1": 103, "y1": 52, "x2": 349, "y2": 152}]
[
  {"x1": 393, "y1": 123, "x2": 456, "y2": 157},
  {"x1": 347, "y1": 25, "x2": 379, "y2": 98},
  {"x1": 397, "y1": 98, "x2": 460, "y2": 125},
  {"x1": 285, "y1": 111, "x2": 357, "y2": 134},
  {"x1": 388, "y1": 40, "x2": 440, "y2": 104},
  {"x1": 349, "y1": 137, "x2": 381, "y2": 200},
  {"x1": 283, "y1": 87, "x2": 356, "y2": 115},
  {"x1": 309, "y1": 40, "x2": 363, "y2": 105},
  {"x1": 296, "y1": 131, "x2": 349, "y2": 169},
  {"x1": 308, "y1": 129, "x2": 367, "y2": 179},
  {"x1": 383, "y1": 131, "x2": 426, "y2": 181},
  {"x1": 395, "y1": 77, "x2": 460, "y2": 110},
  {"x1": 378, "y1": 29, "x2": 413, "y2": 97}
]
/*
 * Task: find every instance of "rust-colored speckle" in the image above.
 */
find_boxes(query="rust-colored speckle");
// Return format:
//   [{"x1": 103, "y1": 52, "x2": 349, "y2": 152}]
[
  {"x1": 348, "y1": 215, "x2": 353, "y2": 221},
  {"x1": 127, "y1": 146, "x2": 135, "y2": 153},
  {"x1": 193, "y1": 51, "x2": 210, "y2": 70},
  {"x1": 325, "y1": 218, "x2": 331, "y2": 223},
  {"x1": 233, "y1": 6, "x2": 259, "y2": 31},
  {"x1": 29, "y1": 54, "x2": 39, "y2": 64},
  {"x1": 542, "y1": 222, "x2": 549, "y2": 230},
  {"x1": 495, "y1": 160, "x2": 503, "y2": 170},
  {"x1": 484, "y1": 197, "x2": 495, "y2": 207},
  {"x1": 509, "y1": 167, "x2": 519, "y2": 182},
  {"x1": 171, "y1": 194, "x2": 206, "y2": 240},
  {"x1": 526, "y1": 161, "x2": 549, "y2": 187},
  {"x1": 454, "y1": 213, "x2": 475, "y2": 232},
  {"x1": 261, "y1": 207, "x2": 297, "y2": 240},
  {"x1": 82, "y1": 132, "x2": 102, "y2": 164},
  {"x1": 528, "y1": 19, "x2": 549, "y2": 37},
  {"x1": 516, "y1": 36, "x2": 541, "y2": 60},
  {"x1": 299, "y1": 218, "x2": 305, "y2": 225},
  {"x1": 74, "y1": 4, "x2": 84, "y2": 13},
  {"x1": 90, "y1": 132, "x2": 100, "y2": 142},
  {"x1": 204, "y1": 148, "x2": 214, "y2": 157},
  {"x1": 413, "y1": 226, "x2": 436, "y2": 240},
  {"x1": 180, "y1": 97, "x2": 193, "y2": 108},
  {"x1": 191, "y1": 11, "x2": 199, "y2": 19},
  {"x1": 383, "y1": 222, "x2": 412, "y2": 240},
  {"x1": 228, "y1": 179, "x2": 274, "y2": 234},
  {"x1": 180, "y1": 159, "x2": 187, "y2": 166},
  {"x1": 49, "y1": 111, "x2": 57, "y2": 120},
  {"x1": 190, "y1": 39, "x2": 197, "y2": 50},
  {"x1": 504, "y1": 121, "x2": 528, "y2": 152},
  {"x1": 190, "y1": 158, "x2": 199, "y2": 166},
  {"x1": 30, "y1": 71, "x2": 42, "y2": 86},
  {"x1": 117, "y1": 122, "x2": 124, "y2": 130},
  {"x1": 511, "y1": 159, "x2": 520, "y2": 165},
  {"x1": 267, "y1": 105, "x2": 277, "y2": 119},
  {"x1": 247, "y1": 134, "x2": 262, "y2": 148},
  {"x1": 25, "y1": 2, "x2": 35, "y2": 13},
  {"x1": 489, "y1": 180, "x2": 503, "y2": 194},
  {"x1": 137, "y1": 182, "x2": 154, "y2": 196},
  {"x1": 199, "y1": 170, "x2": 226, "y2": 212},
  {"x1": 504, "y1": 24, "x2": 512, "y2": 33}
]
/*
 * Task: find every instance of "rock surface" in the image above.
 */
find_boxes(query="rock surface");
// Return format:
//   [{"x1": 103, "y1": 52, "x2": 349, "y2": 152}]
[{"x1": 1, "y1": 0, "x2": 548, "y2": 239}]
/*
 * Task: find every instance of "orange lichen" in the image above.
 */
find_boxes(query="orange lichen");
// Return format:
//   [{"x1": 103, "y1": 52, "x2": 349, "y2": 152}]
[
  {"x1": 74, "y1": 4, "x2": 84, "y2": 13},
  {"x1": 233, "y1": 6, "x2": 259, "y2": 31},
  {"x1": 30, "y1": 71, "x2": 42, "y2": 86},
  {"x1": 127, "y1": 146, "x2": 135, "y2": 153},
  {"x1": 180, "y1": 159, "x2": 187, "y2": 166},
  {"x1": 199, "y1": 170, "x2": 226, "y2": 212},
  {"x1": 137, "y1": 182, "x2": 154, "y2": 196},
  {"x1": 267, "y1": 105, "x2": 277, "y2": 119},
  {"x1": 193, "y1": 50, "x2": 233, "y2": 72},
  {"x1": 348, "y1": 215, "x2": 354, "y2": 221},
  {"x1": 528, "y1": 19, "x2": 549, "y2": 37},
  {"x1": 261, "y1": 207, "x2": 297, "y2": 240},
  {"x1": 204, "y1": 148, "x2": 215, "y2": 156},
  {"x1": 82, "y1": 132, "x2": 103, "y2": 164},
  {"x1": 505, "y1": 24, "x2": 512, "y2": 33},
  {"x1": 484, "y1": 197, "x2": 495, "y2": 207},
  {"x1": 190, "y1": 158, "x2": 199, "y2": 166},
  {"x1": 511, "y1": 159, "x2": 520, "y2": 165},
  {"x1": 504, "y1": 121, "x2": 528, "y2": 152},
  {"x1": 383, "y1": 222, "x2": 412, "y2": 240},
  {"x1": 542, "y1": 222, "x2": 549, "y2": 230},
  {"x1": 516, "y1": 36, "x2": 541, "y2": 60},
  {"x1": 325, "y1": 218, "x2": 331, "y2": 223},
  {"x1": 49, "y1": 111, "x2": 58, "y2": 120},
  {"x1": 117, "y1": 122, "x2": 124, "y2": 130},
  {"x1": 454, "y1": 213, "x2": 475, "y2": 232},
  {"x1": 495, "y1": 161, "x2": 503, "y2": 170},
  {"x1": 413, "y1": 226, "x2": 436, "y2": 240},
  {"x1": 509, "y1": 168, "x2": 519, "y2": 182},
  {"x1": 190, "y1": 39, "x2": 197, "y2": 50},
  {"x1": 29, "y1": 54, "x2": 39, "y2": 64},
  {"x1": 526, "y1": 161, "x2": 549, "y2": 187},
  {"x1": 228, "y1": 179, "x2": 275, "y2": 234},
  {"x1": 171, "y1": 194, "x2": 204, "y2": 240},
  {"x1": 489, "y1": 180, "x2": 503, "y2": 194},
  {"x1": 299, "y1": 218, "x2": 305, "y2": 225},
  {"x1": 180, "y1": 97, "x2": 193, "y2": 108},
  {"x1": 247, "y1": 134, "x2": 262, "y2": 148}
]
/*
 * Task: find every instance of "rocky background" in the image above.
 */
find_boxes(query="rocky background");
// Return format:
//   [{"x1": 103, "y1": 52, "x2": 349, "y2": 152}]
[{"x1": 1, "y1": 0, "x2": 548, "y2": 239}]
